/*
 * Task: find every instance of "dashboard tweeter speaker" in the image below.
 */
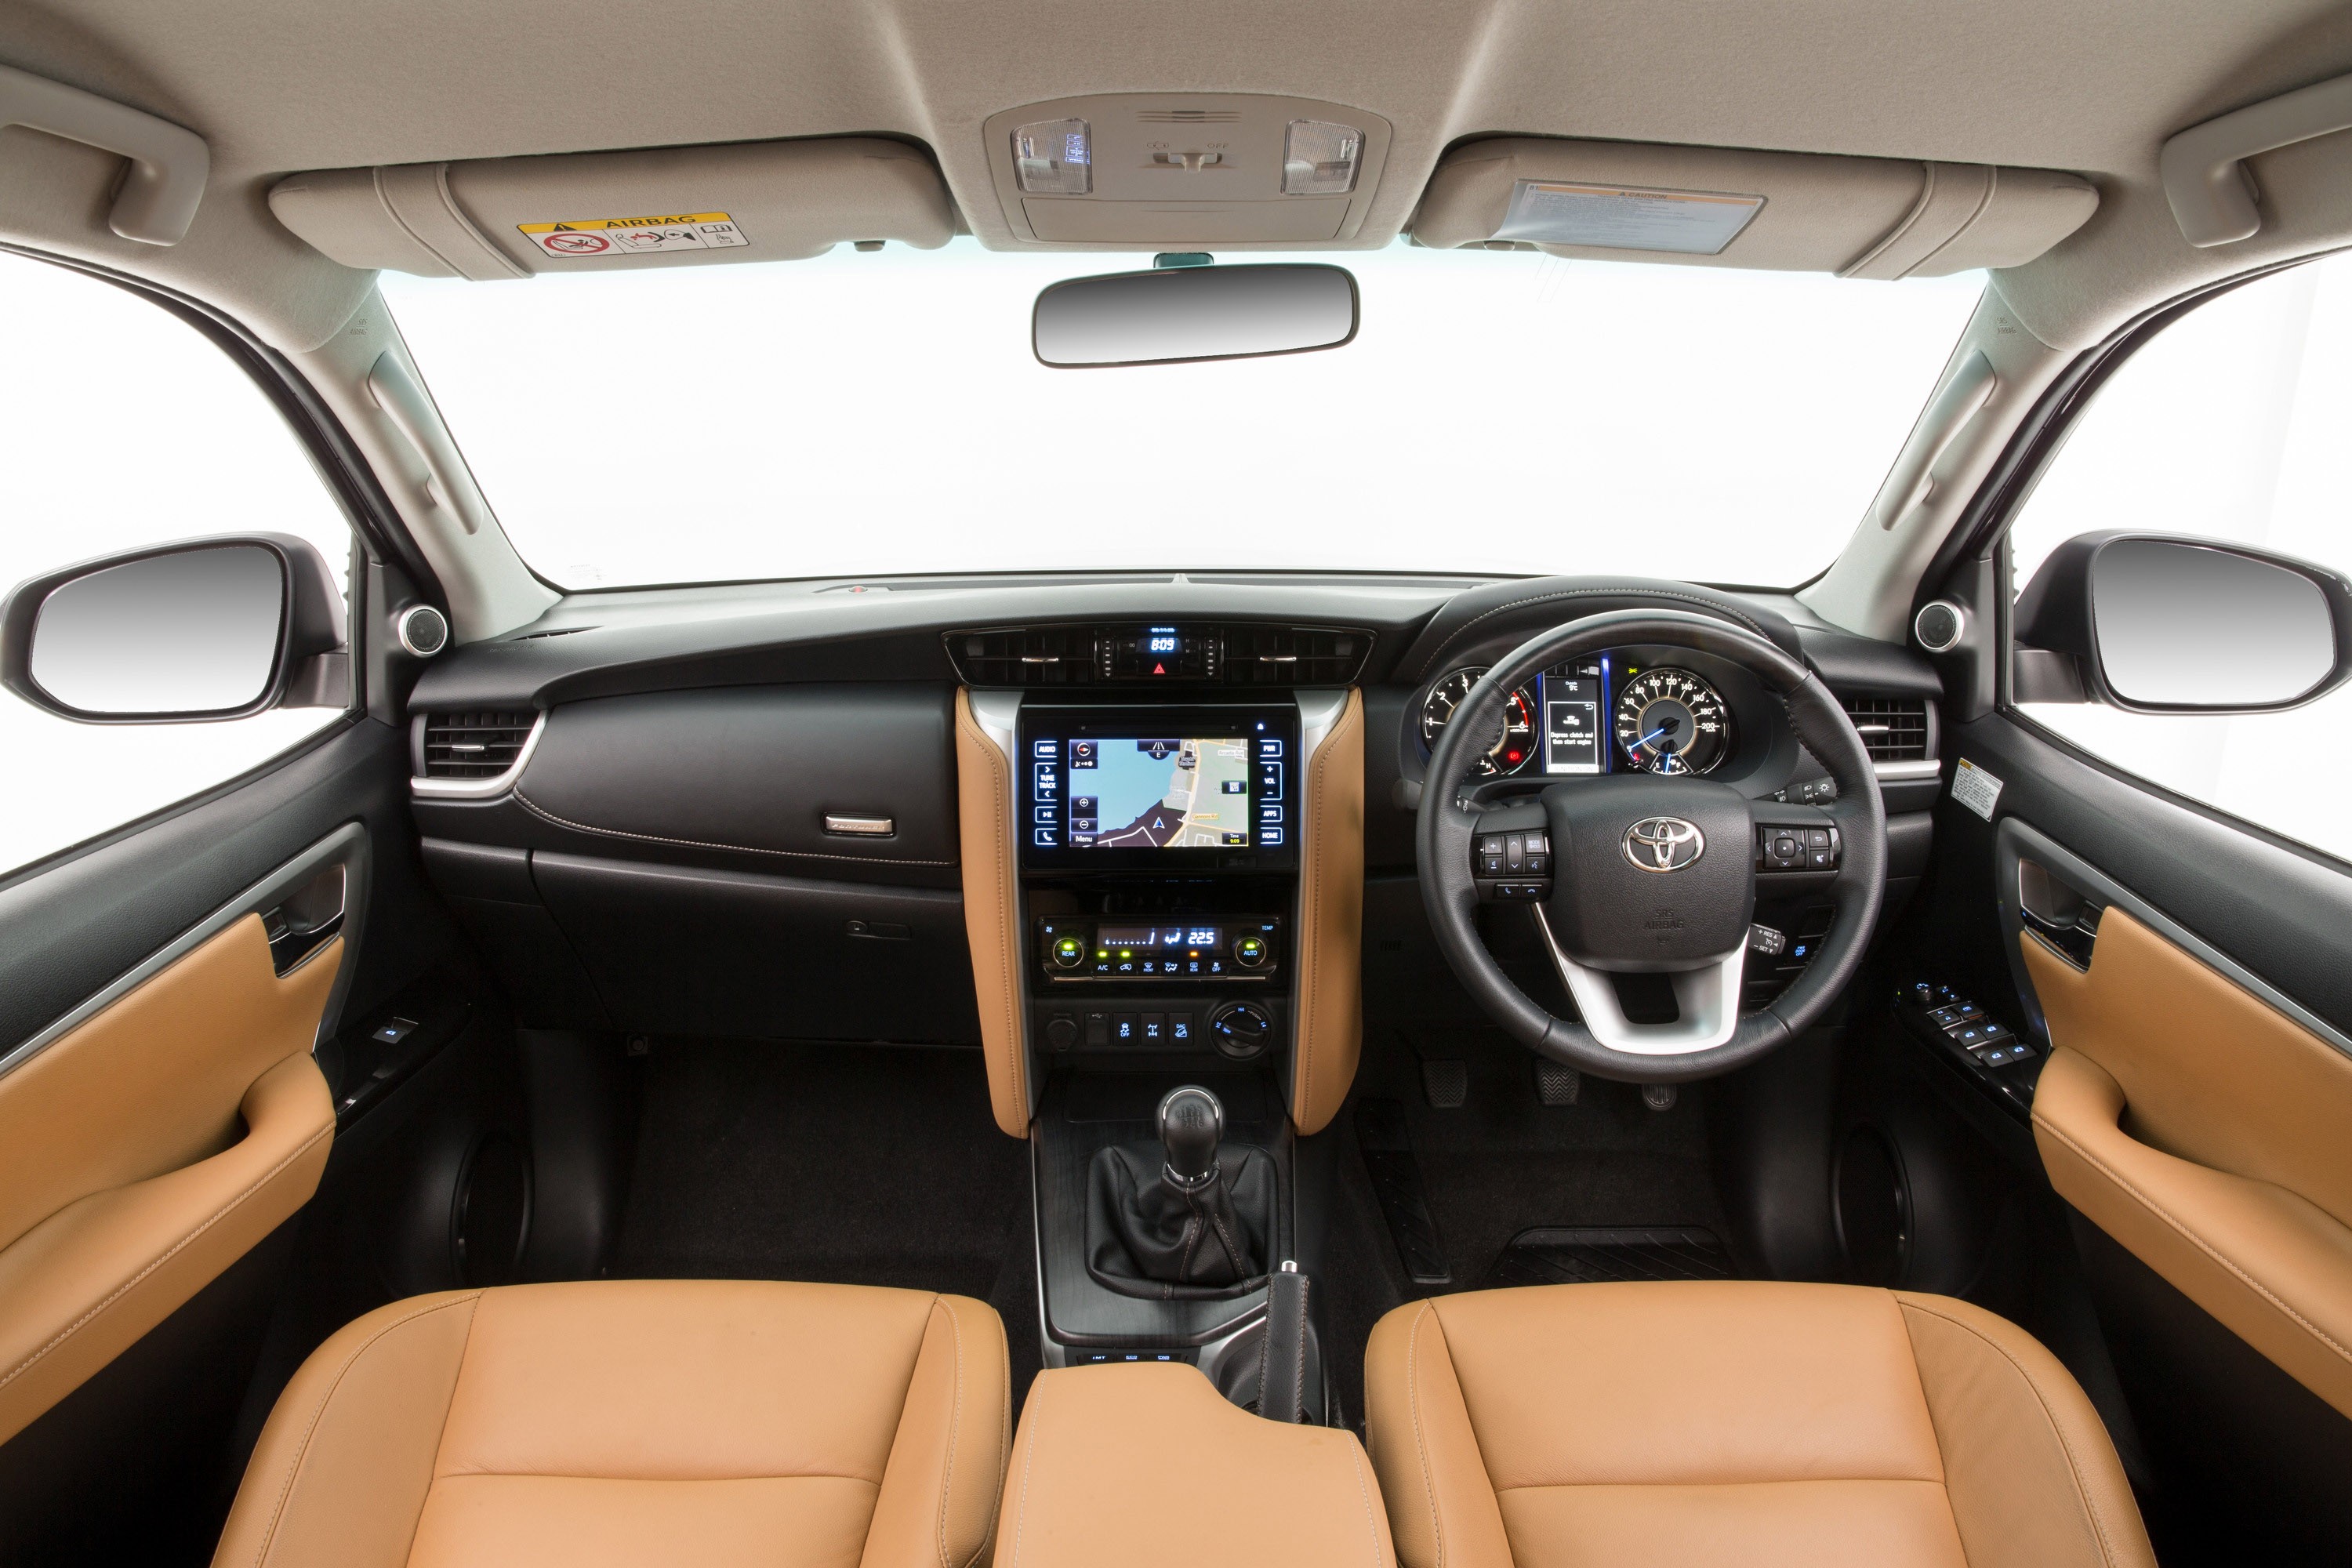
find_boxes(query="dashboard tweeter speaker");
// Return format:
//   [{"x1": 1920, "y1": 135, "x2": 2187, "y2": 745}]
[
  {"x1": 1912, "y1": 600, "x2": 1965, "y2": 653},
  {"x1": 397, "y1": 604, "x2": 451, "y2": 657}
]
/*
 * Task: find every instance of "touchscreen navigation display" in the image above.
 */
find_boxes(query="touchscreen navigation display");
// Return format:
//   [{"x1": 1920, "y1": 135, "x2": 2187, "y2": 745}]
[
  {"x1": 1068, "y1": 736, "x2": 1252, "y2": 848},
  {"x1": 1021, "y1": 708, "x2": 1297, "y2": 865}
]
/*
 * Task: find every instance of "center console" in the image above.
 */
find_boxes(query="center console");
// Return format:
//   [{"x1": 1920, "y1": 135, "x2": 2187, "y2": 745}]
[{"x1": 957, "y1": 678, "x2": 1362, "y2": 1413}]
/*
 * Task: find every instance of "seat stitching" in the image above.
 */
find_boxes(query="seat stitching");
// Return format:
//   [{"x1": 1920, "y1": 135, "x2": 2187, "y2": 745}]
[
  {"x1": 513, "y1": 790, "x2": 954, "y2": 866},
  {"x1": 931, "y1": 1296, "x2": 970, "y2": 1568},
  {"x1": 235, "y1": 1292, "x2": 482, "y2": 1568},
  {"x1": 1006, "y1": 1365, "x2": 1044, "y2": 1568},
  {"x1": 1344, "y1": 1430, "x2": 1385, "y2": 1568},
  {"x1": 1899, "y1": 1299, "x2": 2130, "y2": 1568},
  {"x1": 425, "y1": 1468, "x2": 884, "y2": 1483},
  {"x1": 1403, "y1": 1302, "x2": 1445, "y2": 1568},
  {"x1": 2035, "y1": 1111, "x2": 2352, "y2": 1366},
  {"x1": 0, "y1": 1116, "x2": 332, "y2": 1396}
]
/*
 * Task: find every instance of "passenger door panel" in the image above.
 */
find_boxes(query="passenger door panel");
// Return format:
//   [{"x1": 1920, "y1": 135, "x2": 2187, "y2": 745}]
[{"x1": 0, "y1": 825, "x2": 368, "y2": 1446}]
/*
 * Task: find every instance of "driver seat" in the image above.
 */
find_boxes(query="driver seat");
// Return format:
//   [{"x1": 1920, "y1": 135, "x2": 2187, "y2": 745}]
[{"x1": 1363, "y1": 1281, "x2": 2155, "y2": 1568}]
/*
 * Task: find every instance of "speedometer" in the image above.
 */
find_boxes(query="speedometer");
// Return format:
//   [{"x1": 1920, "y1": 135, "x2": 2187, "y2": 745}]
[
  {"x1": 1421, "y1": 668, "x2": 1538, "y2": 777},
  {"x1": 1613, "y1": 667, "x2": 1733, "y2": 775}
]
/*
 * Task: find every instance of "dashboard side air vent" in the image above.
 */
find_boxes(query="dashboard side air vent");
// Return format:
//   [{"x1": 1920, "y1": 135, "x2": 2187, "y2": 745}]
[
  {"x1": 1219, "y1": 624, "x2": 1365, "y2": 686},
  {"x1": 1841, "y1": 697, "x2": 1933, "y2": 763},
  {"x1": 419, "y1": 710, "x2": 537, "y2": 778},
  {"x1": 953, "y1": 626, "x2": 1096, "y2": 687}
]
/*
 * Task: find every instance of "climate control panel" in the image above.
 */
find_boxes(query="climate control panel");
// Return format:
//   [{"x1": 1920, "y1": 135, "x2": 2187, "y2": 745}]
[{"x1": 1035, "y1": 916, "x2": 1281, "y2": 982}]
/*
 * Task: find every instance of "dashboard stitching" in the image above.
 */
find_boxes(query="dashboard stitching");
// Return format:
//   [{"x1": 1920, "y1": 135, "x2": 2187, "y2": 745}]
[
  {"x1": 511, "y1": 791, "x2": 955, "y2": 866},
  {"x1": 1411, "y1": 589, "x2": 1773, "y2": 681}
]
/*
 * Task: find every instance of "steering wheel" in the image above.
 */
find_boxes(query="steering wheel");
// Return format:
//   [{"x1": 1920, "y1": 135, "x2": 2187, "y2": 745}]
[{"x1": 1416, "y1": 609, "x2": 1886, "y2": 1082}]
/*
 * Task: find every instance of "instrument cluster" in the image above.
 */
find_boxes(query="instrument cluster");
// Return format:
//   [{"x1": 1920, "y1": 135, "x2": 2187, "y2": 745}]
[{"x1": 1418, "y1": 654, "x2": 1744, "y2": 779}]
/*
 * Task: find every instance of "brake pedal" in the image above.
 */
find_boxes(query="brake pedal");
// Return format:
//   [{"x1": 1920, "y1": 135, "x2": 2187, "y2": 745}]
[
  {"x1": 1421, "y1": 1058, "x2": 1468, "y2": 1109},
  {"x1": 1534, "y1": 1058, "x2": 1580, "y2": 1105}
]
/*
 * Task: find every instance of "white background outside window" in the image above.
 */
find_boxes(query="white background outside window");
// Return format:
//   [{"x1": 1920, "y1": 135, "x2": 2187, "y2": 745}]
[
  {"x1": 2009, "y1": 249, "x2": 2352, "y2": 864},
  {"x1": 0, "y1": 252, "x2": 354, "y2": 878}
]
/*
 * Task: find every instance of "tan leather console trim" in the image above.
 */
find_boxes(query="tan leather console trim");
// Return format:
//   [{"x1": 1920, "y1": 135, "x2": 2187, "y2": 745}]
[
  {"x1": 955, "y1": 689, "x2": 1029, "y2": 1138},
  {"x1": 0, "y1": 916, "x2": 339, "y2": 1445},
  {"x1": 2025, "y1": 909, "x2": 2352, "y2": 1419},
  {"x1": 996, "y1": 1362, "x2": 1394, "y2": 1568},
  {"x1": 1291, "y1": 688, "x2": 1365, "y2": 1135}
]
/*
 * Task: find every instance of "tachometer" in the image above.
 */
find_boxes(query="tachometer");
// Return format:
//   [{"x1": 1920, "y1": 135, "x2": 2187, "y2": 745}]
[
  {"x1": 1421, "y1": 667, "x2": 1538, "y2": 777},
  {"x1": 1613, "y1": 667, "x2": 1733, "y2": 775}
]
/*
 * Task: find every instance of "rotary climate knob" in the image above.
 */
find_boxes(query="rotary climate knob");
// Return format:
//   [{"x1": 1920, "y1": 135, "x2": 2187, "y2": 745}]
[
  {"x1": 1233, "y1": 934, "x2": 1270, "y2": 968},
  {"x1": 1051, "y1": 935, "x2": 1087, "y2": 970},
  {"x1": 1210, "y1": 1001, "x2": 1273, "y2": 1060}
]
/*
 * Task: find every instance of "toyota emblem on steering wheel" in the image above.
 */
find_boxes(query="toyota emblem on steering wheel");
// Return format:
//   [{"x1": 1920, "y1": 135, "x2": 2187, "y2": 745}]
[{"x1": 1622, "y1": 816, "x2": 1705, "y2": 873}]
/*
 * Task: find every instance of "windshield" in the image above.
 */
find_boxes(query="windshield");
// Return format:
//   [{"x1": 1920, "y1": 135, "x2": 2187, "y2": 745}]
[{"x1": 381, "y1": 241, "x2": 1982, "y2": 590}]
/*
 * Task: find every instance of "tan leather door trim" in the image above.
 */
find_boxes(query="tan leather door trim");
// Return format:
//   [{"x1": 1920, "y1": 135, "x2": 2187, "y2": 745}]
[
  {"x1": 0, "y1": 914, "x2": 339, "y2": 1445},
  {"x1": 955, "y1": 688, "x2": 1029, "y2": 1138},
  {"x1": 2026, "y1": 906, "x2": 2352, "y2": 1418},
  {"x1": 1291, "y1": 688, "x2": 1365, "y2": 1135}
]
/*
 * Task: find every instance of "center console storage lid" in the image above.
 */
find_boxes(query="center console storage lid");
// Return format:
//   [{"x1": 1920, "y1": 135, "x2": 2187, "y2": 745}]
[
  {"x1": 998, "y1": 1362, "x2": 1395, "y2": 1568},
  {"x1": 1411, "y1": 138, "x2": 2096, "y2": 277},
  {"x1": 270, "y1": 136, "x2": 956, "y2": 278}
]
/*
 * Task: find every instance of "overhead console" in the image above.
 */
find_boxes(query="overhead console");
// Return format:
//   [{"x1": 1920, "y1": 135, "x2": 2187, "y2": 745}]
[
  {"x1": 979, "y1": 93, "x2": 1394, "y2": 246},
  {"x1": 1412, "y1": 138, "x2": 2097, "y2": 277}
]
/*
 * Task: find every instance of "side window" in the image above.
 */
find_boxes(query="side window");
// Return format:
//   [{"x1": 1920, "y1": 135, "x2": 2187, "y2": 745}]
[
  {"x1": 0, "y1": 251, "x2": 357, "y2": 878},
  {"x1": 2007, "y1": 249, "x2": 2352, "y2": 863}
]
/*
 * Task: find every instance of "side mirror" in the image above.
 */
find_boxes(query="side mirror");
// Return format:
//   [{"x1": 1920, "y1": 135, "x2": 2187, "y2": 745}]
[
  {"x1": 0, "y1": 535, "x2": 347, "y2": 724},
  {"x1": 1033, "y1": 261, "x2": 1358, "y2": 368},
  {"x1": 2013, "y1": 531, "x2": 2352, "y2": 712}
]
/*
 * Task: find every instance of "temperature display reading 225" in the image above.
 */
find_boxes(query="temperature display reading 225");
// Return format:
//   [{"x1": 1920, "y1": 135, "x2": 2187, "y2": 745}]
[{"x1": 1613, "y1": 667, "x2": 1732, "y2": 775}]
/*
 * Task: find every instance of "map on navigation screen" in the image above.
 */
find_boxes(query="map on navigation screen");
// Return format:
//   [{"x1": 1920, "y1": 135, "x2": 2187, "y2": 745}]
[{"x1": 1068, "y1": 737, "x2": 1253, "y2": 848}]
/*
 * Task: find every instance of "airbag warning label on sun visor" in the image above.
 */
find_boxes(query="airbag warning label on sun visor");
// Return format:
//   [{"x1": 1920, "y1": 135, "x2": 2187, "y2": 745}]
[
  {"x1": 1494, "y1": 180, "x2": 1764, "y2": 255},
  {"x1": 517, "y1": 212, "x2": 749, "y2": 258}
]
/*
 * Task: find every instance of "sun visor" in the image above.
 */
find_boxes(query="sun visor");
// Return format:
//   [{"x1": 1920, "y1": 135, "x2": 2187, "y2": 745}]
[
  {"x1": 1412, "y1": 139, "x2": 2096, "y2": 277},
  {"x1": 268, "y1": 138, "x2": 956, "y2": 279}
]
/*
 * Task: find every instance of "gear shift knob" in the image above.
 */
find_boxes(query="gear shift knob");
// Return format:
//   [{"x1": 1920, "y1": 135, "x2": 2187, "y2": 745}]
[{"x1": 1156, "y1": 1084, "x2": 1225, "y2": 1189}]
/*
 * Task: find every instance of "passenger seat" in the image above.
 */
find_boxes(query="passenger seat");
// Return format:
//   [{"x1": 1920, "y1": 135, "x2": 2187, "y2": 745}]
[{"x1": 211, "y1": 1279, "x2": 1008, "y2": 1568}]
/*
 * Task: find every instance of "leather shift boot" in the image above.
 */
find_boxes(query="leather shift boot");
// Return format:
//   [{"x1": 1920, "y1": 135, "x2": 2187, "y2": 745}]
[{"x1": 1085, "y1": 1142, "x2": 1276, "y2": 1300}]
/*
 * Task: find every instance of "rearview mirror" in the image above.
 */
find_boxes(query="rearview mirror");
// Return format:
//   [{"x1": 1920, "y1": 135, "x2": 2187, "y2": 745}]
[
  {"x1": 0, "y1": 535, "x2": 348, "y2": 723},
  {"x1": 2013, "y1": 532, "x2": 2352, "y2": 712},
  {"x1": 1033, "y1": 262, "x2": 1358, "y2": 368}
]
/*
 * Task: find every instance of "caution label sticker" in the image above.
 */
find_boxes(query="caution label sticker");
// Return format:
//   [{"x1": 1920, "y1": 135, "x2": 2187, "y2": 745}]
[
  {"x1": 1494, "y1": 180, "x2": 1764, "y2": 256},
  {"x1": 517, "y1": 212, "x2": 750, "y2": 259}
]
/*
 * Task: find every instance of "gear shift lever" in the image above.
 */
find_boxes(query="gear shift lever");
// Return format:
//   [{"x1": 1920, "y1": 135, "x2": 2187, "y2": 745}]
[{"x1": 1157, "y1": 1084, "x2": 1224, "y2": 1191}]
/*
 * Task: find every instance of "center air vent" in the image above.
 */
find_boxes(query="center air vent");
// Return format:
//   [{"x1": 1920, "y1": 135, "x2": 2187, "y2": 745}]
[
  {"x1": 946, "y1": 624, "x2": 1372, "y2": 688},
  {"x1": 1840, "y1": 697, "x2": 1933, "y2": 763},
  {"x1": 419, "y1": 711, "x2": 536, "y2": 778}
]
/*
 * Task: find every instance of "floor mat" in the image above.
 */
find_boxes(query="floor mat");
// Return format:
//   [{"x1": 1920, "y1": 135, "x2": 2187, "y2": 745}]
[
  {"x1": 613, "y1": 1040, "x2": 1025, "y2": 1300},
  {"x1": 1483, "y1": 1226, "x2": 1734, "y2": 1287}
]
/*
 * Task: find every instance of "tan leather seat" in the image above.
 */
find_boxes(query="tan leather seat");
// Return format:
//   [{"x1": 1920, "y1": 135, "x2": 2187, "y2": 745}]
[
  {"x1": 1363, "y1": 1281, "x2": 2156, "y2": 1568},
  {"x1": 212, "y1": 1279, "x2": 1008, "y2": 1568}
]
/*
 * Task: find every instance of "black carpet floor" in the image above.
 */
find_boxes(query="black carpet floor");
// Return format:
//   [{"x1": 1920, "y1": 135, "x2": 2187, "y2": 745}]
[
  {"x1": 1348, "y1": 1019, "x2": 1739, "y2": 1290},
  {"x1": 612, "y1": 1039, "x2": 1042, "y2": 1403}
]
